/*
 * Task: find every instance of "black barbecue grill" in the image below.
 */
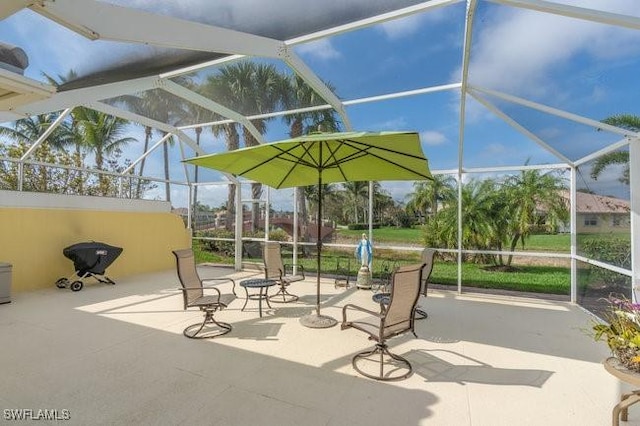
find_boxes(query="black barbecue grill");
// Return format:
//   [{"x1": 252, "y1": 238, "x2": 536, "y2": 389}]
[{"x1": 56, "y1": 242, "x2": 123, "y2": 291}]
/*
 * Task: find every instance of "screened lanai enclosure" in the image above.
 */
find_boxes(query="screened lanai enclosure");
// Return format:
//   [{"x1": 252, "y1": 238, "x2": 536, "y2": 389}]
[{"x1": 0, "y1": 0, "x2": 638, "y2": 316}]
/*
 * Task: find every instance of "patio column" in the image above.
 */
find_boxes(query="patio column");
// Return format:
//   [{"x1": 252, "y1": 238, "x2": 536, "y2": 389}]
[
  {"x1": 368, "y1": 181, "x2": 373, "y2": 242},
  {"x1": 235, "y1": 183, "x2": 243, "y2": 271},
  {"x1": 293, "y1": 187, "x2": 299, "y2": 275},
  {"x1": 570, "y1": 166, "x2": 577, "y2": 303},
  {"x1": 265, "y1": 186, "x2": 270, "y2": 241},
  {"x1": 630, "y1": 137, "x2": 640, "y2": 303}
]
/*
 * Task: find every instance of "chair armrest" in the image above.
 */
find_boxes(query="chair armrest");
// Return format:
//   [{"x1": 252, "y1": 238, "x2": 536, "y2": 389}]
[
  {"x1": 282, "y1": 263, "x2": 305, "y2": 278},
  {"x1": 179, "y1": 286, "x2": 222, "y2": 296},
  {"x1": 342, "y1": 303, "x2": 382, "y2": 324},
  {"x1": 283, "y1": 263, "x2": 305, "y2": 278},
  {"x1": 202, "y1": 277, "x2": 237, "y2": 296}
]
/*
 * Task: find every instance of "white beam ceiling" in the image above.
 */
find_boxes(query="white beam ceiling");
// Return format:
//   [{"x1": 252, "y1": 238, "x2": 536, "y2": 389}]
[
  {"x1": 469, "y1": 86, "x2": 639, "y2": 139},
  {"x1": 489, "y1": 0, "x2": 640, "y2": 31},
  {"x1": 30, "y1": 0, "x2": 284, "y2": 57},
  {"x1": 160, "y1": 80, "x2": 265, "y2": 144}
]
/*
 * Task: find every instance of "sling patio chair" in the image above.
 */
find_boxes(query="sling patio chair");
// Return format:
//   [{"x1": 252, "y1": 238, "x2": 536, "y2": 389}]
[
  {"x1": 372, "y1": 248, "x2": 435, "y2": 320},
  {"x1": 262, "y1": 241, "x2": 305, "y2": 303},
  {"x1": 172, "y1": 248, "x2": 237, "y2": 339},
  {"x1": 341, "y1": 263, "x2": 425, "y2": 381}
]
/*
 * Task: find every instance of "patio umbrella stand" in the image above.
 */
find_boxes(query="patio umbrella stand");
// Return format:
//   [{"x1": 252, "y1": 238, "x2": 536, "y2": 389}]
[{"x1": 185, "y1": 131, "x2": 432, "y2": 329}]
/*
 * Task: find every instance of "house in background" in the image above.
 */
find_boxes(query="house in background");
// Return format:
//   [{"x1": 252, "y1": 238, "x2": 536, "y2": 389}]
[{"x1": 558, "y1": 191, "x2": 630, "y2": 234}]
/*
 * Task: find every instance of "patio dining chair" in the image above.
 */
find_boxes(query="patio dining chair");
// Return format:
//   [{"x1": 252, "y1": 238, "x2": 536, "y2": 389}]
[
  {"x1": 372, "y1": 248, "x2": 435, "y2": 320},
  {"x1": 172, "y1": 249, "x2": 237, "y2": 339},
  {"x1": 341, "y1": 263, "x2": 424, "y2": 381},
  {"x1": 262, "y1": 241, "x2": 305, "y2": 303}
]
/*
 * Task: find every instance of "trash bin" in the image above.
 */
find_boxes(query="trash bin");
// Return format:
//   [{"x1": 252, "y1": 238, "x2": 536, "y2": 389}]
[{"x1": 0, "y1": 262, "x2": 11, "y2": 304}]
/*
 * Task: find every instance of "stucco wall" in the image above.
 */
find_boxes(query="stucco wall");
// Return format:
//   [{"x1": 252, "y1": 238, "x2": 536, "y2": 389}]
[{"x1": 0, "y1": 192, "x2": 191, "y2": 292}]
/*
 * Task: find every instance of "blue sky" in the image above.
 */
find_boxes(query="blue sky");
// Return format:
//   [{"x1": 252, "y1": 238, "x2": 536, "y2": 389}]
[{"x1": 0, "y1": 0, "x2": 638, "y2": 208}]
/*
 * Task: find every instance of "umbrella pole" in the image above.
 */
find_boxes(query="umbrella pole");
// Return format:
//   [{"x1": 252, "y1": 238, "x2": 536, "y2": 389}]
[
  {"x1": 316, "y1": 182, "x2": 321, "y2": 316},
  {"x1": 299, "y1": 147, "x2": 337, "y2": 329}
]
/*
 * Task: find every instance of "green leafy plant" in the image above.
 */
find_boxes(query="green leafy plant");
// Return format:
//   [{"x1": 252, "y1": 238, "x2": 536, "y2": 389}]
[{"x1": 592, "y1": 296, "x2": 640, "y2": 372}]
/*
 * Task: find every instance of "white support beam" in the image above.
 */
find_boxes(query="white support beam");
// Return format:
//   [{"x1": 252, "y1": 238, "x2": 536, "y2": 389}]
[
  {"x1": 293, "y1": 187, "x2": 299, "y2": 274},
  {"x1": 575, "y1": 138, "x2": 630, "y2": 167},
  {"x1": 469, "y1": 90, "x2": 574, "y2": 165},
  {"x1": 87, "y1": 101, "x2": 181, "y2": 138},
  {"x1": 160, "y1": 80, "x2": 265, "y2": 144},
  {"x1": 177, "y1": 137, "x2": 191, "y2": 185},
  {"x1": 280, "y1": 47, "x2": 352, "y2": 131},
  {"x1": 344, "y1": 83, "x2": 461, "y2": 106},
  {"x1": 31, "y1": 0, "x2": 283, "y2": 57},
  {"x1": 265, "y1": 187, "x2": 270, "y2": 241},
  {"x1": 122, "y1": 133, "x2": 173, "y2": 175},
  {"x1": 457, "y1": 0, "x2": 478, "y2": 293},
  {"x1": 570, "y1": 166, "x2": 577, "y2": 303},
  {"x1": 0, "y1": 68, "x2": 56, "y2": 112},
  {"x1": 458, "y1": 0, "x2": 477, "y2": 168},
  {"x1": 13, "y1": 76, "x2": 159, "y2": 118},
  {"x1": 180, "y1": 83, "x2": 461, "y2": 131},
  {"x1": 630, "y1": 137, "x2": 640, "y2": 302},
  {"x1": 20, "y1": 108, "x2": 72, "y2": 161},
  {"x1": 286, "y1": 0, "x2": 463, "y2": 45},
  {"x1": 234, "y1": 184, "x2": 243, "y2": 271},
  {"x1": 470, "y1": 85, "x2": 638, "y2": 138},
  {"x1": 488, "y1": 0, "x2": 640, "y2": 31},
  {"x1": 87, "y1": 100, "x2": 204, "y2": 157},
  {"x1": 466, "y1": 163, "x2": 568, "y2": 174},
  {"x1": 0, "y1": 0, "x2": 34, "y2": 19},
  {"x1": 159, "y1": 55, "x2": 246, "y2": 80}
]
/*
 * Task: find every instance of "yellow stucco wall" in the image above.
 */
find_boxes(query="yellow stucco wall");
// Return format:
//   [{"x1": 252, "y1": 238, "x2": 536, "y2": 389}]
[{"x1": 0, "y1": 208, "x2": 191, "y2": 292}]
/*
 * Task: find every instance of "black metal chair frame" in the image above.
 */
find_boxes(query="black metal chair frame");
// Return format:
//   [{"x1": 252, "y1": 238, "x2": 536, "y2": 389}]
[
  {"x1": 262, "y1": 241, "x2": 304, "y2": 303},
  {"x1": 172, "y1": 249, "x2": 236, "y2": 339},
  {"x1": 373, "y1": 249, "x2": 435, "y2": 320},
  {"x1": 342, "y1": 263, "x2": 424, "y2": 381}
]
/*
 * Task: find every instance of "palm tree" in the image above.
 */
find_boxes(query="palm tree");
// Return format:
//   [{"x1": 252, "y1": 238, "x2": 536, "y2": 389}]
[
  {"x1": 591, "y1": 114, "x2": 640, "y2": 184},
  {"x1": 74, "y1": 108, "x2": 136, "y2": 195},
  {"x1": 371, "y1": 184, "x2": 397, "y2": 224},
  {"x1": 342, "y1": 181, "x2": 369, "y2": 223},
  {"x1": 281, "y1": 74, "x2": 342, "y2": 240},
  {"x1": 182, "y1": 89, "x2": 219, "y2": 227},
  {"x1": 0, "y1": 113, "x2": 74, "y2": 150},
  {"x1": 406, "y1": 175, "x2": 457, "y2": 220},
  {"x1": 137, "y1": 88, "x2": 190, "y2": 203},
  {"x1": 205, "y1": 62, "x2": 283, "y2": 232},
  {"x1": 502, "y1": 168, "x2": 568, "y2": 265},
  {"x1": 0, "y1": 113, "x2": 77, "y2": 192},
  {"x1": 424, "y1": 179, "x2": 503, "y2": 262}
]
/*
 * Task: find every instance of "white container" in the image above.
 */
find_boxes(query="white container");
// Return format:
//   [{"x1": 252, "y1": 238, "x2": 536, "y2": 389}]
[{"x1": 0, "y1": 262, "x2": 11, "y2": 304}]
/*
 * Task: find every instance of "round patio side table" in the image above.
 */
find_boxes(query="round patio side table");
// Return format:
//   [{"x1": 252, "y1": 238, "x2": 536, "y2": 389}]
[
  {"x1": 603, "y1": 356, "x2": 640, "y2": 426},
  {"x1": 239, "y1": 279, "x2": 276, "y2": 318}
]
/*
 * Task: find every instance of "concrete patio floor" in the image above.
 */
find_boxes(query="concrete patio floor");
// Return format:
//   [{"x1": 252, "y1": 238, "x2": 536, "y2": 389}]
[{"x1": 1, "y1": 265, "x2": 637, "y2": 425}]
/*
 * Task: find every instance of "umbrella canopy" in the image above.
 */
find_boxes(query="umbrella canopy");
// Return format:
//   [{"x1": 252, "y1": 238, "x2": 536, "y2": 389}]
[
  {"x1": 186, "y1": 131, "x2": 432, "y2": 189},
  {"x1": 185, "y1": 131, "x2": 432, "y2": 328}
]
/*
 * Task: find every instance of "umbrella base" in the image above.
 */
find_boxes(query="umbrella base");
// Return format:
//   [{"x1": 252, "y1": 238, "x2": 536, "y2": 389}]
[{"x1": 299, "y1": 313, "x2": 338, "y2": 328}]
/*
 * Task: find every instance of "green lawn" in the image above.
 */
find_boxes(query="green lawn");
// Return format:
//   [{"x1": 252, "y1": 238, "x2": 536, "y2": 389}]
[
  {"x1": 518, "y1": 234, "x2": 570, "y2": 252},
  {"x1": 338, "y1": 227, "x2": 571, "y2": 252},
  {"x1": 337, "y1": 227, "x2": 423, "y2": 244},
  {"x1": 193, "y1": 229, "x2": 574, "y2": 295}
]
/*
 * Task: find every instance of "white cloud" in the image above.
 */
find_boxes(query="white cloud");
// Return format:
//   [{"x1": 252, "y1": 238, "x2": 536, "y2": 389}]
[
  {"x1": 372, "y1": 117, "x2": 408, "y2": 131},
  {"x1": 378, "y1": 7, "x2": 449, "y2": 40},
  {"x1": 294, "y1": 39, "x2": 341, "y2": 61},
  {"x1": 420, "y1": 130, "x2": 446, "y2": 146},
  {"x1": 379, "y1": 14, "x2": 427, "y2": 40},
  {"x1": 463, "y1": 0, "x2": 640, "y2": 97}
]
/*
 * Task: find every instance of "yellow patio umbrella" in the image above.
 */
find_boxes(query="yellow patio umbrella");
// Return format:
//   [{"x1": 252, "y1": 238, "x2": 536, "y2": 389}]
[{"x1": 185, "y1": 131, "x2": 433, "y2": 328}]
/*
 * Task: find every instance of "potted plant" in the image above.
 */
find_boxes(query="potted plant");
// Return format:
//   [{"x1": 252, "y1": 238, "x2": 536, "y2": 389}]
[{"x1": 592, "y1": 296, "x2": 640, "y2": 373}]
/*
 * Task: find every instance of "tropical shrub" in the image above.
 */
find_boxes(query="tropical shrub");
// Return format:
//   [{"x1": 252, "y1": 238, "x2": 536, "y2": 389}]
[{"x1": 592, "y1": 296, "x2": 640, "y2": 372}]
